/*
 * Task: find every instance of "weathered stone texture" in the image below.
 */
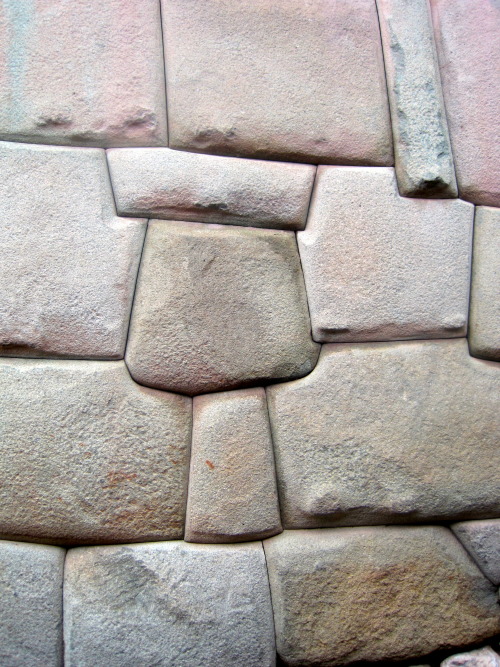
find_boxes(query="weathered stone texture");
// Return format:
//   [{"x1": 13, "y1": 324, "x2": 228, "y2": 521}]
[
  {"x1": 185, "y1": 388, "x2": 282, "y2": 543},
  {"x1": 64, "y1": 541, "x2": 275, "y2": 667},
  {"x1": 297, "y1": 167, "x2": 473, "y2": 343},
  {"x1": 107, "y1": 148, "x2": 316, "y2": 230},
  {"x1": 452, "y1": 520, "x2": 500, "y2": 586},
  {"x1": 441, "y1": 647, "x2": 500, "y2": 667},
  {"x1": 0, "y1": 359, "x2": 191, "y2": 544},
  {"x1": 266, "y1": 339, "x2": 500, "y2": 528},
  {"x1": 264, "y1": 527, "x2": 500, "y2": 666},
  {"x1": 126, "y1": 220, "x2": 319, "y2": 395},
  {"x1": 162, "y1": 0, "x2": 392, "y2": 165},
  {"x1": 0, "y1": 0, "x2": 166, "y2": 147},
  {"x1": 0, "y1": 540, "x2": 65, "y2": 667},
  {"x1": 377, "y1": 0, "x2": 457, "y2": 197},
  {"x1": 0, "y1": 142, "x2": 146, "y2": 359}
]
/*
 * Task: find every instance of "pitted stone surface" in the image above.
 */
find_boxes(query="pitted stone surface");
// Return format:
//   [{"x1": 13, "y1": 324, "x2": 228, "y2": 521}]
[
  {"x1": 266, "y1": 339, "x2": 500, "y2": 528},
  {"x1": 377, "y1": 0, "x2": 457, "y2": 197},
  {"x1": 185, "y1": 388, "x2": 282, "y2": 543},
  {"x1": 0, "y1": 142, "x2": 146, "y2": 359},
  {"x1": 441, "y1": 647, "x2": 500, "y2": 667},
  {"x1": 264, "y1": 527, "x2": 500, "y2": 667},
  {"x1": 162, "y1": 0, "x2": 392, "y2": 165},
  {"x1": 0, "y1": 359, "x2": 191, "y2": 544},
  {"x1": 126, "y1": 220, "x2": 319, "y2": 395},
  {"x1": 107, "y1": 148, "x2": 316, "y2": 230},
  {"x1": 469, "y1": 207, "x2": 500, "y2": 361},
  {"x1": 298, "y1": 167, "x2": 473, "y2": 343},
  {"x1": 0, "y1": 0, "x2": 166, "y2": 147},
  {"x1": 452, "y1": 520, "x2": 500, "y2": 586},
  {"x1": 431, "y1": 0, "x2": 500, "y2": 207},
  {"x1": 64, "y1": 541, "x2": 276, "y2": 667},
  {"x1": 0, "y1": 540, "x2": 65, "y2": 667}
]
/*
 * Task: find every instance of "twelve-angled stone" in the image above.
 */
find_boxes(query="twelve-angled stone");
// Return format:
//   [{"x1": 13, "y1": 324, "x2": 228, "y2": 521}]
[{"x1": 452, "y1": 520, "x2": 500, "y2": 586}]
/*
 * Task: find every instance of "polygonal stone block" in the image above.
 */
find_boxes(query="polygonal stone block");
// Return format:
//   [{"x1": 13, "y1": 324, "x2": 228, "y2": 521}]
[{"x1": 452, "y1": 520, "x2": 500, "y2": 586}]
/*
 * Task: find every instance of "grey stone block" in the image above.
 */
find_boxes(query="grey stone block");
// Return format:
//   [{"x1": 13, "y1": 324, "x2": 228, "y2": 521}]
[
  {"x1": 441, "y1": 647, "x2": 500, "y2": 667},
  {"x1": 297, "y1": 167, "x2": 473, "y2": 343},
  {"x1": 452, "y1": 520, "x2": 500, "y2": 586},
  {"x1": 64, "y1": 541, "x2": 276, "y2": 667},
  {"x1": 266, "y1": 339, "x2": 500, "y2": 528},
  {"x1": 0, "y1": 359, "x2": 191, "y2": 544},
  {"x1": 185, "y1": 388, "x2": 282, "y2": 543},
  {"x1": 264, "y1": 526, "x2": 500, "y2": 666}
]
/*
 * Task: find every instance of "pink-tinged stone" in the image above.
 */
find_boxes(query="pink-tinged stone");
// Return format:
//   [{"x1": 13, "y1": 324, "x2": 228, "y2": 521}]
[
  {"x1": 162, "y1": 0, "x2": 393, "y2": 165},
  {"x1": 0, "y1": 0, "x2": 167, "y2": 147},
  {"x1": 430, "y1": 0, "x2": 500, "y2": 207}
]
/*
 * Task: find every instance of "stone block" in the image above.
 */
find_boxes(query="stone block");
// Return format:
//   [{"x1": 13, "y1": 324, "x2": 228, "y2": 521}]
[
  {"x1": 266, "y1": 339, "x2": 500, "y2": 527},
  {"x1": 126, "y1": 220, "x2": 319, "y2": 395},
  {"x1": 0, "y1": 142, "x2": 146, "y2": 359},
  {"x1": 297, "y1": 167, "x2": 473, "y2": 342},
  {"x1": 185, "y1": 388, "x2": 282, "y2": 543},
  {"x1": 0, "y1": 359, "x2": 191, "y2": 544},
  {"x1": 441, "y1": 647, "x2": 500, "y2": 667},
  {"x1": 264, "y1": 526, "x2": 500, "y2": 666},
  {"x1": 452, "y1": 520, "x2": 500, "y2": 586},
  {"x1": 162, "y1": 0, "x2": 392, "y2": 165},
  {"x1": 64, "y1": 541, "x2": 276, "y2": 667}
]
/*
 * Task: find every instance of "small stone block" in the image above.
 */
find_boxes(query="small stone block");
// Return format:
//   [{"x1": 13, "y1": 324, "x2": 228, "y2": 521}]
[
  {"x1": 452, "y1": 520, "x2": 500, "y2": 585},
  {"x1": 441, "y1": 646, "x2": 500, "y2": 667}
]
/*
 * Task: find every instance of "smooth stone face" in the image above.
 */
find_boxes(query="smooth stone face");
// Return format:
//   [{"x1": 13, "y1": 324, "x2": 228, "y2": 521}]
[
  {"x1": 0, "y1": 0, "x2": 167, "y2": 146},
  {"x1": 298, "y1": 167, "x2": 473, "y2": 342},
  {"x1": 185, "y1": 388, "x2": 282, "y2": 543},
  {"x1": 452, "y1": 520, "x2": 500, "y2": 585},
  {"x1": 266, "y1": 339, "x2": 500, "y2": 528},
  {"x1": 126, "y1": 220, "x2": 319, "y2": 395},
  {"x1": 64, "y1": 541, "x2": 276, "y2": 667},
  {"x1": 377, "y1": 0, "x2": 457, "y2": 197},
  {"x1": 441, "y1": 647, "x2": 500, "y2": 667},
  {"x1": 162, "y1": 0, "x2": 392, "y2": 165},
  {"x1": 107, "y1": 148, "x2": 316, "y2": 230},
  {"x1": 431, "y1": 0, "x2": 500, "y2": 207},
  {"x1": 264, "y1": 527, "x2": 500, "y2": 666},
  {"x1": 0, "y1": 142, "x2": 146, "y2": 359},
  {"x1": 0, "y1": 359, "x2": 191, "y2": 544},
  {"x1": 0, "y1": 540, "x2": 65, "y2": 667},
  {"x1": 469, "y1": 207, "x2": 500, "y2": 361}
]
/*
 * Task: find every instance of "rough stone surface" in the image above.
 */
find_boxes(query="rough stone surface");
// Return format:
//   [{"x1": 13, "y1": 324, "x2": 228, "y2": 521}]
[
  {"x1": 452, "y1": 520, "x2": 500, "y2": 586},
  {"x1": 430, "y1": 0, "x2": 500, "y2": 207},
  {"x1": 185, "y1": 388, "x2": 282, "y2": 543},
  {"x1": 126, "y1": 220, "x2": 319, "y2": 395},
  {"x1": 0, "y1": 142, "x2": 146, "y2": 359},
  {"x1": 264, "y1": 527, "x2": 500, "y2": 666},
  {"x1": 0, "y1": 359, "x2": 191, "y2": 544},
  {"x1": 0, "y1": 0, "x2": 167, "y2": 147},
  {"x1": 469, "y1": 207, "x2": 500, "y2": 361},
  {"x1": 298, "y1": 167, "x2": 473, "y2": 342},
  {"x1": 377, "y1": 0, "x2": 457, "y2": 197},
  {"x1": 266, "y1": 339, "x2": 500, "y2": 528},
  {"x1": 441, "y1": 647, "x2": 500, "y2": 667},
  {"x1": 162, "y1": 0, "x2": 392, "y2": 165},
  {"x1": 107, "y1": 148, "x2": 316, "y2": 230},
  {"x1": 64, "y1": 541, "x2": 276, "y2": 667},
  {"x1": 0, "y1": 540, "x2": 65, "y2": 667}
]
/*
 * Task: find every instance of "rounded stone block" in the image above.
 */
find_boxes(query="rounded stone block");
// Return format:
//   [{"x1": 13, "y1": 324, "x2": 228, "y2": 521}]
[{"x1": 441, "y1": 647, "x2": 500, "y2": 667}]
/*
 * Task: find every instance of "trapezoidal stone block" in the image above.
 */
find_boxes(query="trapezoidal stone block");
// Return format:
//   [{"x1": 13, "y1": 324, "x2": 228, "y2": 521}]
[
  {"x1": 64, "y1": 541, "x2": 276, "y2": 667},
  {"x1": 0, "y1": 142, "x2": 146, "y2": 359},
  {"x1": 266, "y1": 339, "x2": 500, "y2": 528},
  {"x1": 263, "y1": 527, "x2": 500, "y2": 666},
  {"x1": 0, "y1": 0, "x2": 167, "y2": 147},
  {"x1": 107, "y1": 148, "x2": 316, "y2": 230},
  {"x1": 452, "y1": 520, "x2": 500, "y2": 586},
  {"x1": 162, "y1": 0, "x2": 392, "y2": 165},
  {"x1": 298, "y1": 167, "x2": 473, "y2": 343},
  {"x1": 185, "y1": 388, "x2": 282, "y2": 543},
  {"x1": 125, "y1": 220, "x2": 319, "y2": 395},
  {"x1": 0, "y1": 359, "x2": 191, "y2": 545}
]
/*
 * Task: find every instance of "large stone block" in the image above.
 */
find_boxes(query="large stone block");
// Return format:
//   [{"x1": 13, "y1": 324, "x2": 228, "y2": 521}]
[
  {"x1": 126, "y1": 220, "x2": 319, "y2": 395},
  {"x1": 162, "y1": 0, "x2": 392, "y2": 165},
  {"x1": 0, "y1": 540, "x2": 65, "y2": 667},
  {"x1": 264, "y1": 527, "x2": 500, "y2": 666},
  {"x1": 107, "y1": 148, "x2": 316, "y2": 230},
  {"x1": 266, "y1": 339, "x2": 500, "y2": 527},
  {"x1": 0, "y1": 142, "x2": 146, "y2": 359},
  {"x1": 452, "y1": 520, "x2": 500, "y2": 586},
  {"x1": 64, "y1": 541, "x2": 276, "y2": 667},
  {"x1": 0, "y1": 359, "x2": 191, "y2": 544},
  {"x1": 297, "y1": 167, "x2": 473, "y2": 342},
  {"x1": 0, "y1": 0, "x2": 166, "y2": 147}
]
